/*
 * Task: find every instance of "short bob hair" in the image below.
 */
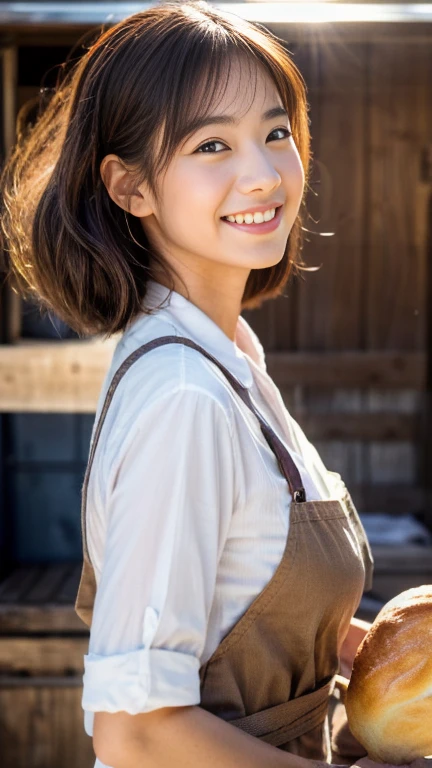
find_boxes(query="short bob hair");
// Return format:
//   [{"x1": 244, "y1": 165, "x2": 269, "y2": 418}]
[{"x1": 0, "y1": 0, "x2": 311, "y2": 338}]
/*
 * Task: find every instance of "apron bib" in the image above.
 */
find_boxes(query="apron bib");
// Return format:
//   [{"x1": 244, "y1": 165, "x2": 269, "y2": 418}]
[{"x1": 75, "y1": 336, "x2": 374, "y2": 763}]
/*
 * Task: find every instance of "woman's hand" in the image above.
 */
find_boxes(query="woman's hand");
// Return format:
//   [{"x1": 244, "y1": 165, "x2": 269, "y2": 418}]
[{"x1": 339, "y1": 617, "x2": 372, "y2": 679}]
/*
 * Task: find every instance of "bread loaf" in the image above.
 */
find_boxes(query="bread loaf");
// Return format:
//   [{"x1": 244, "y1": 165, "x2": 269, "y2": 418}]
[{"x1": 345, "y1": 585, "x2": 432, "y2": 765}]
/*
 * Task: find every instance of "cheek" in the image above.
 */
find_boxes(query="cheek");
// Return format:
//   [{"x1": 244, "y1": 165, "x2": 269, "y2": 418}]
[
  {"x1": 158, "y1": 167, "x2": 225, "y2": 247},
  {"x1": 284, "y1": 150, "x2": 305, "y2": 203},
  {"x1": 164, "y1": 164, "x2": 225, "y2": 224}
]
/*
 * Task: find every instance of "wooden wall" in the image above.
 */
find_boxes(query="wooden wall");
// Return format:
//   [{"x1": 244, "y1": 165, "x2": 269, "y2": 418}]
[{"x1": 244, "y1": 27, "x2": 432, "y2": 524}]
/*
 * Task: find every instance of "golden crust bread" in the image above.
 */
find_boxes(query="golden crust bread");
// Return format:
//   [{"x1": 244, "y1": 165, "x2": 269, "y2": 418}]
[{"x1": 345, "y1": 585, "x2": 432, "y2": 765}]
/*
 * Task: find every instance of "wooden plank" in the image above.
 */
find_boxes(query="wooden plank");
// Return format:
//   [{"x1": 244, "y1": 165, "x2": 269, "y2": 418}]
[
  {"x1": 0, "y1": 565, "x2": 74, "y2": 604},
  {"x1": 0, "y1": 566, "x2": 43, "y2": 602},
  {"x1": 0, "y1": 685, "x2": 95, "y2": 768},
  {"x1": 0, "y1": 603, "x2": 86, "y2": 634},
  {"x1": 364, "y1": 41, "x2": 432, "y2": 511},
  {"x1": 0, "y1": 676, "x2": 82, "y2": 688},
  {"x1": 0, "y1": 675, "x2": 82, "y2": 688},
  {"x1": 0, "y1": 565, "x2": 86, "y2": 632},
  {"x1": 297, "y1": 42, "x2": 367, "y2": 351},
  {"x1": 0, "y1": 341, "x2": 426, "y2": 412},
  {"x1": 0, "y1": 336, "x2": 117, "y2": 412},
  {"x1": 0, "y1": 637, "x2": 87, "y2": 675},
  {"x1": 55, "y1": 564, "x2": 82, "y2": 604},
  {"x1": 294, "y1": 39, "x2": 368, "y2": 495},
  {"x1": 25, "y1": 564, "x2": 74, "y2": 604},
  {"x1": 265, "y1": 351, "x2": 425, "y2": 388},
  {"x1": 297, "y1": 412, "x2": 418, "y2": 441},
  {"x1": 367, "y1": 41, "x2": 432, "y2": 350}
]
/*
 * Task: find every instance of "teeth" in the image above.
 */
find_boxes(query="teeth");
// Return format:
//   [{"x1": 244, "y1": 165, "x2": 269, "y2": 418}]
[{"x1": 225, "y1": 208, "x2": 277, "y2": 224}]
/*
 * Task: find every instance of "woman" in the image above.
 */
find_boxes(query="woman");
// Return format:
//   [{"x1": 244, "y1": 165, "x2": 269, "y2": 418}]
[{"x1": 1, "y1": 3, "x2": 428, "y2": 768}]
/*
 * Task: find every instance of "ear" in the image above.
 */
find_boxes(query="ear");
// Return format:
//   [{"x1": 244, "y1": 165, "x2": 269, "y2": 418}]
[{"x1": 99, "y1": 154, "x2": 154, "y2": 218}]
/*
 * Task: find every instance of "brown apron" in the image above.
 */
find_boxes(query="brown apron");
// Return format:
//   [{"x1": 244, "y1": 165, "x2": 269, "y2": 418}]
[{"x1": 75, "y1": 335, "x2": 374, "y2": 763}]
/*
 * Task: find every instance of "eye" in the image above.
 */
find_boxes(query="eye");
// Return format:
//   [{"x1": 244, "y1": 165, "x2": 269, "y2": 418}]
[
  {"x1": 195, "y1": 140, "x2": 227, "y2": 154},
  {"x1": 268, "y1": 127, "x2": 292, "y2": 141},
  {"x1": 194, "y1": 127, "x2": 292, "y2": 154}
]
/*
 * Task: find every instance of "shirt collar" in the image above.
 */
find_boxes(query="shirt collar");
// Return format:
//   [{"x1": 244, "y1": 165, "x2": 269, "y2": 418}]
[{"x1": 136, "y1": 278, "x2": 254, "y2": 389}]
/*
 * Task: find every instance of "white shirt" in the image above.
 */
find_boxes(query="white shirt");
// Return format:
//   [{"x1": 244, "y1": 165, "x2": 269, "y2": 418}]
[{"x1": 81, "y1": 278, "x2": 345, "y2": 766}]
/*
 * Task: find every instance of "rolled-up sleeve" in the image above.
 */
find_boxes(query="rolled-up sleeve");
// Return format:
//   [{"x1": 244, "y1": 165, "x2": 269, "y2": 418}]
[{"x1": 82, "y1": 387, "x2": 236, "y2": 716}]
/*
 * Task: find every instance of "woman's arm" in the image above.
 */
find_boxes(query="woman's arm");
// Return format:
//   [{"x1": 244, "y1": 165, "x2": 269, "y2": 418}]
[
  {"x1": 83, "y1": 388, "x2": 237, "y2": 734},
  {"x1": 339, "y1": 617, "x2": 372, "y2": 678},
  {"x1": 93, "y1": 704, "x2": 334, "y2": 768},
  {"x1": 94, "y1": 707, "x2": 432, "y2": 768}
]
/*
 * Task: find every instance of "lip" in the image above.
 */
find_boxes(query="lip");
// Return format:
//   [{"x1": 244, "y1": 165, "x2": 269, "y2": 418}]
[
  {"x1": 221, "y1": 204, "x2": 284, "y2": 235},
  {"x1": 222, "y1": 201, "x2": 284, "y2": 218}
]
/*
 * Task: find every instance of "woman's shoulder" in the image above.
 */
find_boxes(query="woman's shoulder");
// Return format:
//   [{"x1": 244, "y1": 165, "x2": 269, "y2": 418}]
[
  {"x1": 98, "y1": 314, "x2": 236, "y2": 431},
  {"x1": 89, "y1": 315, "x2": 240, "y2": 504}
]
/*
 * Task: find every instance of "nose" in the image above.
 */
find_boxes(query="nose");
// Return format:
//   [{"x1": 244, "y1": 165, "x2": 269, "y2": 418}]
[{"x1": 236, "y1": 143, "x2": 282, "y2": 195}]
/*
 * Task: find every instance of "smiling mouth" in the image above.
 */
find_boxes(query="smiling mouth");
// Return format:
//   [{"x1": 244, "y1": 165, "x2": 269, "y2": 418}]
[
  {"x1": 220, "y1": 204, "x2": 284, "y2": 233},
  {"x1": 221, "y1": 205, "x2": 283, "y2": 224}
]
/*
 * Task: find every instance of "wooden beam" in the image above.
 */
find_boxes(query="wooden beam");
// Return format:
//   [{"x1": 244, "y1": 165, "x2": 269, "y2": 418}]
[
  {"x1": 298, "y1": 412, "x2": 420, "y2": 441},
  {"x1": 265, "y1": 351, "x2": 425, "y2": 389},
  {"x1": 0, "y1": 337, "x2": 118, "y2": 412},
  {"x1": 0, "y1": 604, "x2": 85, "y2": 634},
  {"x1": 0, "y1": 342, "x2": 426, "y2": 412},
  {"x1": 0, "y1": 636, "x2": 87, "y2": 675}
]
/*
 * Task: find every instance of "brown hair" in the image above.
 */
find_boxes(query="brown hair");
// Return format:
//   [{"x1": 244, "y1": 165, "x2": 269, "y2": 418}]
[{"x1": 0, "y1": 0, "x2": 311, "y2": 339}]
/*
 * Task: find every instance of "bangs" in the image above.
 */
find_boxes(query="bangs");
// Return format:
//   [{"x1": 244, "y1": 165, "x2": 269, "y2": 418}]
[{"x1": 152, "y1": 44, "x2": 261, "y2": 179}]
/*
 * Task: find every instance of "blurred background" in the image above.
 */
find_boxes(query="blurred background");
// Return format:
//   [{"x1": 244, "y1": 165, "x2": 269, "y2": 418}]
[{"x1": 0, "y1": 1, "x2": 432, "y2": 765}]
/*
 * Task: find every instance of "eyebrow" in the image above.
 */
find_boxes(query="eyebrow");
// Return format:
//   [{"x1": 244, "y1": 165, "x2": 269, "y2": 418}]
[{"x1": 187, "y1": 106, "x2": 289, "y2": 136}]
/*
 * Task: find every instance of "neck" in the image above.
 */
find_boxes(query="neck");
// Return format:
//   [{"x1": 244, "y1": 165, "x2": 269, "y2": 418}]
[{"x1": 150, "y1": 267, "x2": 250, "y2": 343}]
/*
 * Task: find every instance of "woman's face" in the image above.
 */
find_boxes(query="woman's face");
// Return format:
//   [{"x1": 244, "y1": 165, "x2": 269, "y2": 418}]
[{"x1": 140, "y1": 58, "x2": 305, "y2": 282}]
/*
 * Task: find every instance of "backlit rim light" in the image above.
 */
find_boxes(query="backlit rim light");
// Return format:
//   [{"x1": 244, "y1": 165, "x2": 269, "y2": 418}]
[
  {"x1": 0, "y1": 4, "x2": 432, "y2": 26},
  {"x1": 217, "y1": 3, "x2": 432, "y2": 24}
]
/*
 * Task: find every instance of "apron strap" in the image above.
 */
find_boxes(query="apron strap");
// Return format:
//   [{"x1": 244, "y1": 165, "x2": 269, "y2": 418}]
[
  {"x1": 81, "y1": 335, "x2": 306, "y2": 559},
  {"x1": 150, "y1": 337, "x2": 307, "y2": 502},
  {"x1": 228, "y1": 677, "x2": 336, "y2": 748}
]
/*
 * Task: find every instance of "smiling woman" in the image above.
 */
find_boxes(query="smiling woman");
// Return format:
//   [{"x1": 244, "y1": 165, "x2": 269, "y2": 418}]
[
  {"x1": 0, "y1": 0, "x2": 311, "y2": 338},
  {"x1": 0, "y1": 4, "x2": 390, "y2": 768},
  {"x1": 95, "y1": 52, "x2": 307, "y2": 329}
]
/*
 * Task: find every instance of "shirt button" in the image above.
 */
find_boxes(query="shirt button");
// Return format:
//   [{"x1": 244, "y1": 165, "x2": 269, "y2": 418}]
[{"x1": 143, "y1": 606, "x2": 159, "y2": 646}]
